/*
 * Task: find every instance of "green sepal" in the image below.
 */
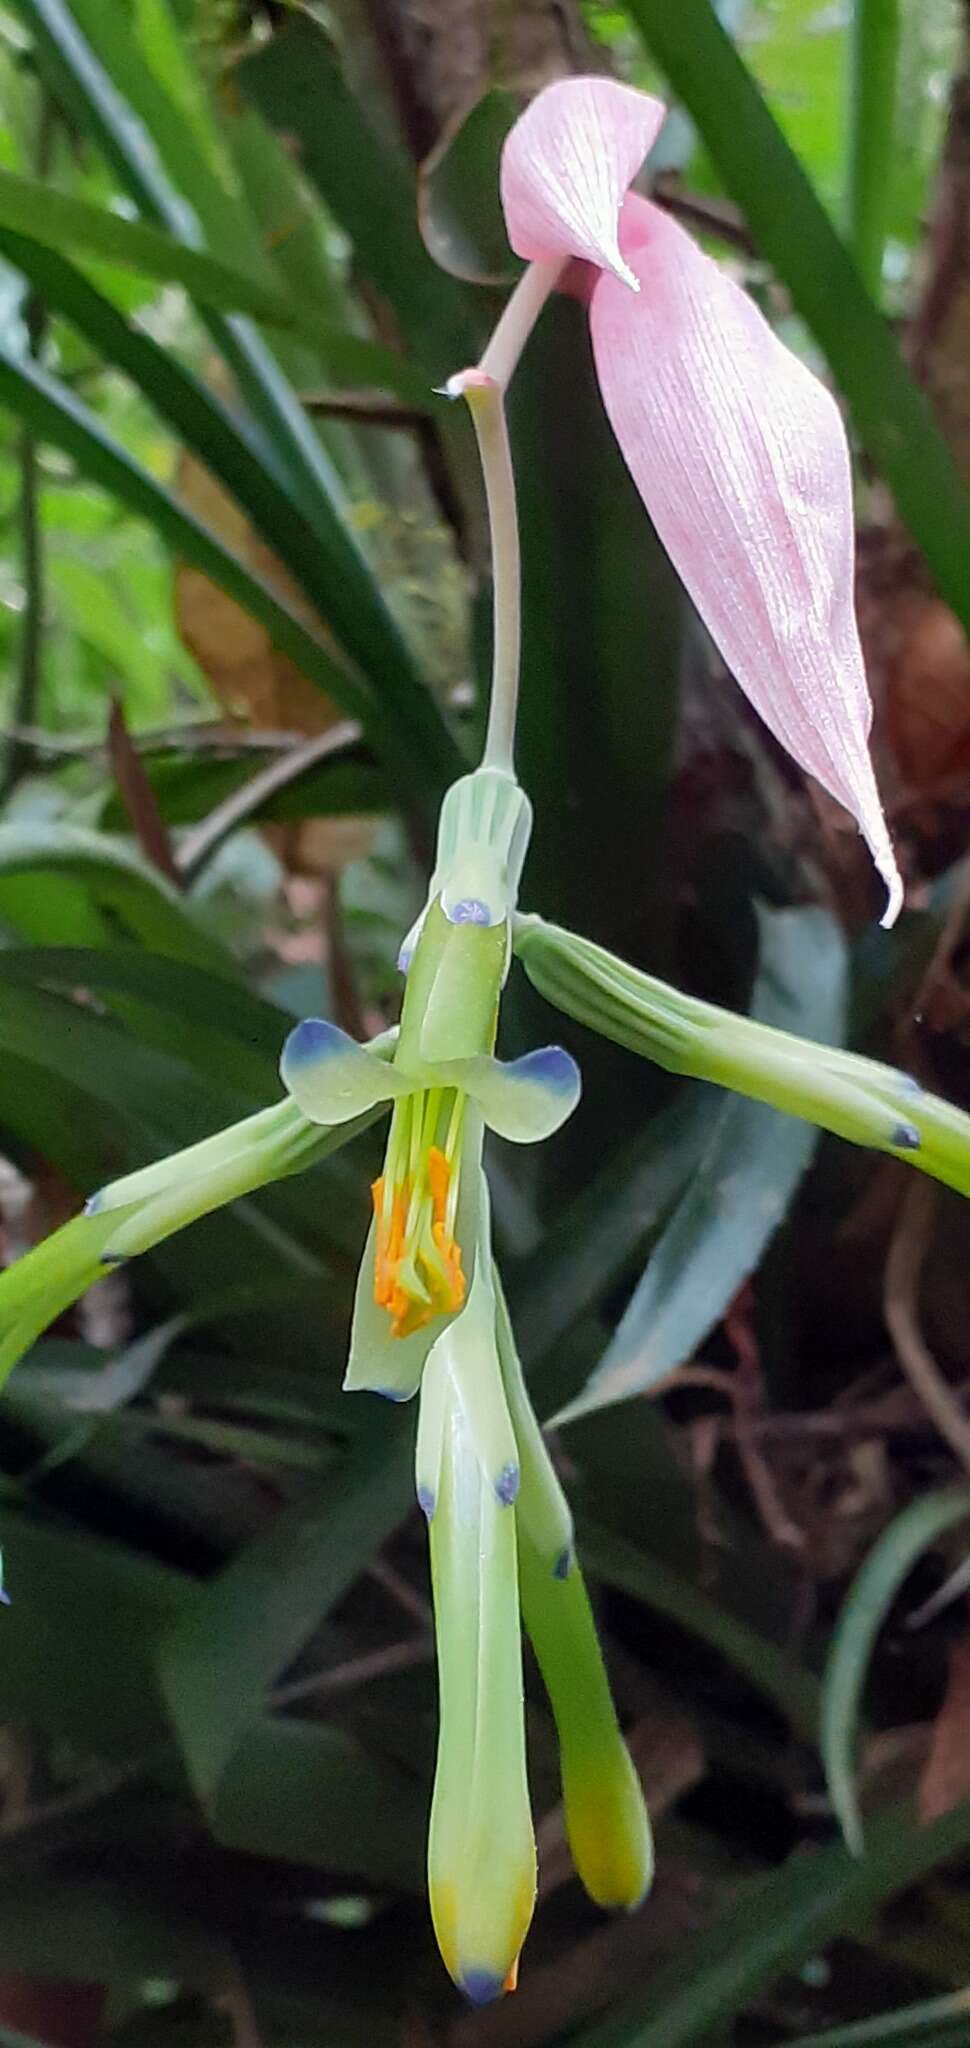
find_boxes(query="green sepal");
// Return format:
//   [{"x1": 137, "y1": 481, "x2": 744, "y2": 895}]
[
  {"x1": 514, "y1": 913, "x2": 970, "y2": 1198},
  {"x1": 494, "y1": 1268, "x2": 574, "y2": 1574}
]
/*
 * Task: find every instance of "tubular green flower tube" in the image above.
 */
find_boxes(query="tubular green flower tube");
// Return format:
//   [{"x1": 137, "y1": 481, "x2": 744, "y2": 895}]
[
  {"x1": 514, "y1": 914, "x2": 970, "y2": 1197},
  {"x1": 495, "y1": 1275, "x2": 652, "y2": 1913},
  {"x1": 423, "y1": 1318, "x2": 536, "y2": 2001},
  {"x1": 518, "y1": 1528, "x2": 653, "y2": 1912}
]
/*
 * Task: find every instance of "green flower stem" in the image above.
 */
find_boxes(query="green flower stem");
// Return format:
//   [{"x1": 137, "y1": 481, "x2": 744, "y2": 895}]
[
  {"x1": 460, "y1": 378, "x2": 521, "y2": 776},
  {"x1": 513, "y1": 914, "x2": 970, "y2": 1196},
  {"x1": 478, "y1": 258, "x2": 564, "y2": 391}
]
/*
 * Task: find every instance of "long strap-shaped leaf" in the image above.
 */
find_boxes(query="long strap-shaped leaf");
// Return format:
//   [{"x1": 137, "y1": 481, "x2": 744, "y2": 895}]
[
  {"x1": 623, "y1": 0, "x2": 970, "y2": 635},
  {"x1": 0, "y1": 225, "x2": 453, "y2": 805},
  {"x1": 0, "y1": 163, "x2": 423, "y2": 359},
  {"x1": 10, "y1": 0, "x2": 459, "y2": 797},
  {"x1": 0, "y1": 345, "x2": 396, "y2": 757}
]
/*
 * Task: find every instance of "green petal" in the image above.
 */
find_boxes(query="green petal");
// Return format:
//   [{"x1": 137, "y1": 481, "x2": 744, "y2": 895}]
[
  {"x1": 424, "y1": 1184, "x2": 518, "y2": 1504},
  {"x1": 494, "y1": 1268, "x2": 574, "y2": 1575},
  {"x1": 427, "y1": 1363, "x2": 536, "y2": 2000},
  {"x1": 519, "y1": 1531, "x2": 653, "y2": 1913},
  {"x1": 442, "y1": 1046, "x2": 581, "y2": 1143},
  {"x1": 280, "y1": 1018, "x2": 405, "y2": 1125}
]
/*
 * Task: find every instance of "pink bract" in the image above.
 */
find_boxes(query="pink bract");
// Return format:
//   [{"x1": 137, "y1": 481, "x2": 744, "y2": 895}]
[{"x1": 498, "y1": 77, "x2": 902, "y2": 924}]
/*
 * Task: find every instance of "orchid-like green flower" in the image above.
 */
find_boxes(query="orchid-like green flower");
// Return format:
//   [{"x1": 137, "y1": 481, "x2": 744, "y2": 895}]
[{"x1": 280, "y1": 768, "x2": 578, "y2": 1405}]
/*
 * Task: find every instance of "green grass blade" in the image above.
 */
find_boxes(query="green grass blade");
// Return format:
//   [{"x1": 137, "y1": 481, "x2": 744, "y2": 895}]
[
  {"x1": 574, "y1": 1797, "x2": 970, "y2": 2047},
  {"x1": 578, "y1": 1517, "x2": 821, "y2": 1741},
  {"x1": 788, "y1": 1988, "x2": 970, "y2": 2048},
  {"x1": 0, "y1": 163, "x2": 402, "y2": 348},
  {"x1": 821, "y1": 1484, "x2": 970, "y2": 1855},
  {"x1": 0, "y1": 345, "x2": 417, "y2": 769},
  {"x1": 10, "y1": 0, "x2": 459, "y2": 796},
  {"x1": 622, "y1": 0, "x2": 970, "y2": 636},
  {"x1": 847, "y1": 0, "x2": 902, "y2": 299}
]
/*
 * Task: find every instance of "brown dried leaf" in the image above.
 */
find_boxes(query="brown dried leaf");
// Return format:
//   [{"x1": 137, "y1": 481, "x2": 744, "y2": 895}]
[{"x1": 175, "y1": 453, "x2": 373, "y2": 873}]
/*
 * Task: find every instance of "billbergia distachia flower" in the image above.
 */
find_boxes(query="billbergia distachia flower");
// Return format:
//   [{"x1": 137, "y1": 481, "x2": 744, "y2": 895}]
[
  {"x1": 0, "y1": 62, "x2": 932, "y2": 2018},
  {"x1": 485, "y1": 74, "x2": 903, "y2": 926}
]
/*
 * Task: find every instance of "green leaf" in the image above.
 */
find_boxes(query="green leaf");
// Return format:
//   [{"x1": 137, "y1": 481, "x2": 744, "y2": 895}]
[
  {"x1": 418, "y1": 88, "x2": 521, "y2": 285},
  {"x1": 0, "y1": 822, "x2": 233, "y2": 969},
  {"x1": 0, "y1": 1502, "x2": 188, "y2": 1746},
  {"x1": 236, "y1": 12, "x2": 481, "y2": 375},
  {"x1": 1, "y1": 219, "x2": 433, "y2": 410},
  {"x1": 578, "y1": 1516, "x2": 820, "y2": 1741},
  {"x1": 555, "y1": 907, "x2": 846, "y2": 1425},
  {"x1": 98, "y1": 745, "x2": 387, "y2": 839},
  {"x1": 156, "y1": 1412, "x2": 415, "y2": 1798},
  {"x1": 847, "y1": 0, "x2": 902, "y2": 299},
  {"x1": 820, "y1": 1484, "x2": 970, "y2": 1855},
  {"x1": 10, "y1": 0, "x2": 461, "y2": 801},
  {"x1": 0, "y1": 346, "x2": 385, "y2": 739},
  {"x1": 510, "y1": 296, "x2": 682, "y2": 956},
  {"x1": 573, "y1": 1797, "x2": 970, "y2": 2048},
  {"x1": 786, "y1": 1989, "x2": 970, "y2": 2048},
  {"x1": 622, "y1": 0, "x2": 970, "y2": 637},
  {"x1": 0, "y1": 163, "x2": 420, "y2": 350},
  {"x1": 212, "y1": 1716, "x2": 425, "y2": 1891}
]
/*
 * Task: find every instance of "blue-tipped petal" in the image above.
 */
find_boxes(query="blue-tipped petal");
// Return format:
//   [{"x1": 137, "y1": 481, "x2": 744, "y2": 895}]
[
  {"x1": 444, "y1": 1045, "x2": 581, "y2": 1144},
  {"x1": 460, "y1": 1973, "x2": 504, "y2": 2008},
  {"x1": 495, "y1": 1463, "x2": 520, "y2": 1506},
  {"x1": 447, "y1": 898, "x2": 492, "y2": 926},
  {"x1": 280, "y1": 1018, "x2": 406, "y2": 1126}
]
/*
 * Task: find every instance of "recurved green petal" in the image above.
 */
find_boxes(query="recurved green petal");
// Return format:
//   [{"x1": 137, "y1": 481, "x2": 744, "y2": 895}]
[
  {"x1": 280, "y1": 1017, "x2": 406, "y2": 1124},
  {"x1": 442, "y1": 1045, "x2": 581, "y2": 1143}
]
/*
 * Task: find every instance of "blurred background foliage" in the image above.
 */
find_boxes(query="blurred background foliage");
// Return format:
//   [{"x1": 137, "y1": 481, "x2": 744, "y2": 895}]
[{"x1": 0, "y1": 0, "x2": 968, "y2": 2043}]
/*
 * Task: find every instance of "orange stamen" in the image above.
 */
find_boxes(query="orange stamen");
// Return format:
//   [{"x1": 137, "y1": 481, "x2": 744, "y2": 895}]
[{"x1": 372, "y1": 1115, "x2": 467, "y2": 1335}]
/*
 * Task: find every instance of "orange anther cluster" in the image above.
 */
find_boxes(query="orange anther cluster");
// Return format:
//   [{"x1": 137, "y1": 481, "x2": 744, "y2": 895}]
[{"x1": 372, "y1": 1142, "x2": 465, "y2": 1339}]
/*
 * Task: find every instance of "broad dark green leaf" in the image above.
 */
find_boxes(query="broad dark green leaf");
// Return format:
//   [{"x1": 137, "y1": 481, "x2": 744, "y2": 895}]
[
  {"x1": 212, "y1": 1716, "x2": 425, "y2": 1891},
  {"x1": 418, "y1": 88, "x2": 521, "y2": 285},
  {"x1": 578, "y1": 1517, "x2": 820, "y2": 1740},
  {"x1": 156, "y1": 1413, "x2": 415, "y2": 1797}
]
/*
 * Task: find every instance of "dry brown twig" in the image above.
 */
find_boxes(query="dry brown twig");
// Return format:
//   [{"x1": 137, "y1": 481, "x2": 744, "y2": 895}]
[{"x1": 885, "y1": 1175, "x2": 970, "y2": 1474}]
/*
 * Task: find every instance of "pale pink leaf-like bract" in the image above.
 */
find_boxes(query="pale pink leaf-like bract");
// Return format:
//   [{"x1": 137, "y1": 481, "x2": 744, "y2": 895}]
[
  {"x1": 500, "y1": 77, "x2": 665, "y2": 293},
  {"x1": 589, "y1": 196, "x2": 902, "y2": 923}
]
